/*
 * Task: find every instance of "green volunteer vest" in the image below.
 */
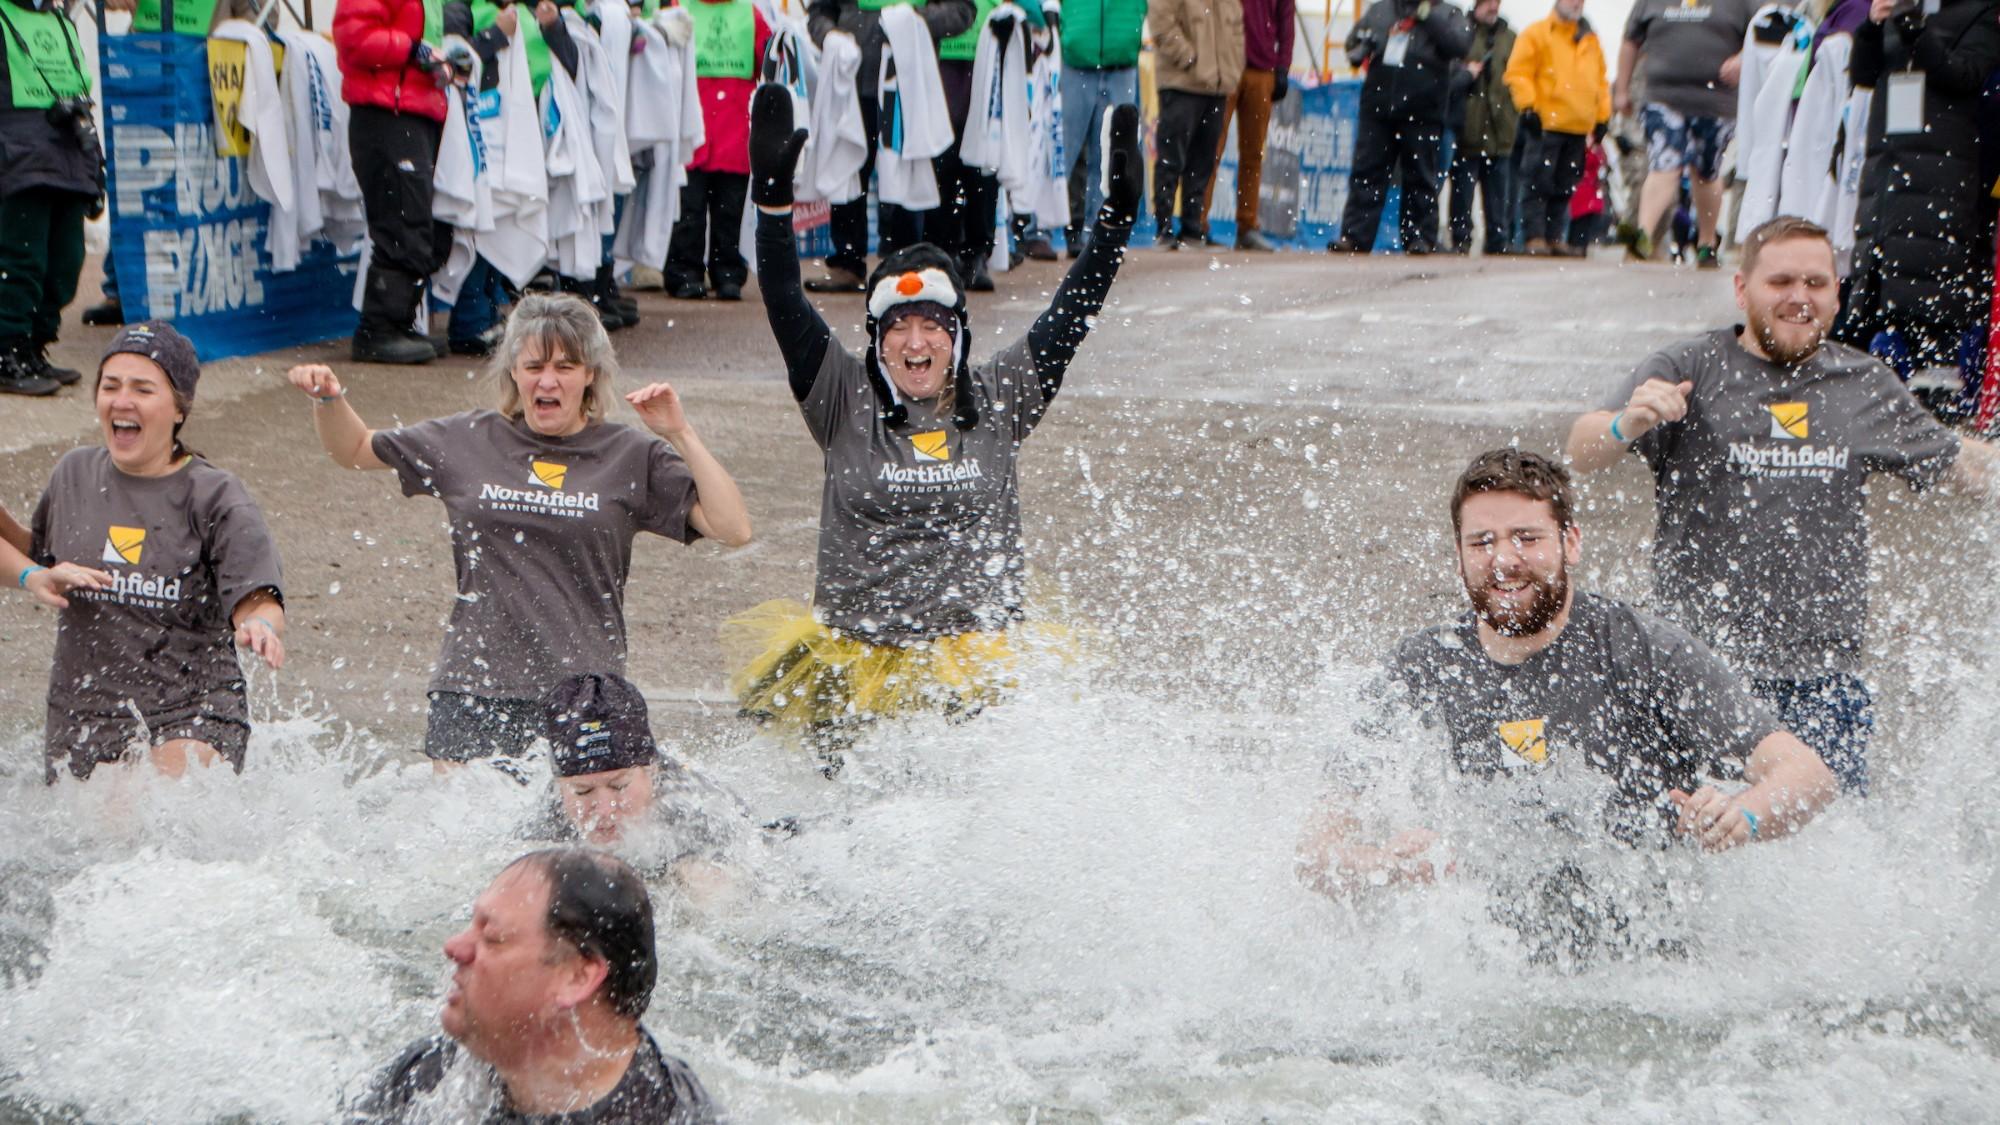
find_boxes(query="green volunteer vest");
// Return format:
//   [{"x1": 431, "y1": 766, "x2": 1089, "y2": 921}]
[
  {"x1": 0, "y1": 3, "x2": 90, "y2": 109},
  {"x1": 131, "y1": 0, "x2": 219, "y2": 35},
  {"x1": 937, "y1": 0, "x2": 1042, "y2": 62},
  {"x1": 856, "y1": 0, "x2": 921, "y2": 13},
  {"x1": 474, "y1": 0, "x2": 579, "y2": 96},
  {"x1": 689, "y1": 0, "x2": 754, "y2": 78},
  {"x1": 935, "y1": 0, "x2": 992, "y2": 61}
]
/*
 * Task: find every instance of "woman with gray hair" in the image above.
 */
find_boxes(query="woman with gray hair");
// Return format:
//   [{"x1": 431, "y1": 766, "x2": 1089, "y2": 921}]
[{"x1": 286, "y1": 293, "x2": 751, "y2": 766}]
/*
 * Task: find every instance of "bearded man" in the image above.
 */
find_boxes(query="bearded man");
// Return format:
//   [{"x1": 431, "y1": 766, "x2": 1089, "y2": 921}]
[
  {"x1": 1296, "y1": 449, "x2": 1836, "y2": 898},
  {"x1": 1568, "y1": 216, "x2": 2000, "y2": 796}
]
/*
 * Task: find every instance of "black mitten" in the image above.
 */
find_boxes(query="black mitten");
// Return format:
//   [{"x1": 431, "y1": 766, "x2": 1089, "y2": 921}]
[
  {"x1": 1100, "y1": 103, "x2": 1142, "y2": 226},
  {"x1": 749, "y1": 84, "x2": 808, "y2": 209}
]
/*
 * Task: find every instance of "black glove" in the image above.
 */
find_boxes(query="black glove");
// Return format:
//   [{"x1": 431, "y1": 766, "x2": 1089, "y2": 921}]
[
  {"x1": 749, "y1": 84, "x2": 808, "y2": 209},
  {"x1": 1273, "y1": 71, "x2": 1290, "y2": 102},
  {"x1": 991, "y1": 10, "x2": 1017, "y2": 52},
  {"x1": 1592, "y1": 120, "x2": 1607, "y2": 144},
  {"x1": 1519, "y1": 109, "x2": 1540, "y2": 134},
  {"x1": 1101, "y1": 102, "x2": 1142, "y2": 226}
]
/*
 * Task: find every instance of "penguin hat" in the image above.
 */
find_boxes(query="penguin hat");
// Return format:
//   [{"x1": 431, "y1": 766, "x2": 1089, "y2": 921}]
[{"x1": 863, "y1": 243, "x2": 979, "y2": 431}]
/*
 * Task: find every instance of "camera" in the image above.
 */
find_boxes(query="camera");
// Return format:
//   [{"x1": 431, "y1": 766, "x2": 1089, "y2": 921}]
[{"x1": 46, "y1": 96, "x2": 99, "y2": 155}]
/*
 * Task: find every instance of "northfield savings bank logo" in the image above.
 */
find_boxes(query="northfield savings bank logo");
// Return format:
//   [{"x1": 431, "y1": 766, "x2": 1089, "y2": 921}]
[
  {"x1": 1497, "y1": 717, "x2": 1550, "y2": 766},
  {"x1": 475, "y1": 459, "x2": 601, "y2": 513},
  {"x1": 1768, "y1": 402, "x2": 1809, "y2": 440},
  {"x1": 97, "y1": 525, "x2": 182, "y2": 602},
  {"x1": 103, "y1": 525, "x2": 146, "y2": 566}
]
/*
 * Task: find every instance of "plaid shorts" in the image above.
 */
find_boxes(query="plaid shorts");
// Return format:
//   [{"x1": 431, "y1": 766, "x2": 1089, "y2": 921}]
[{"x1": 1641, "y1": 103, "x2": 1735, "y2": 180}]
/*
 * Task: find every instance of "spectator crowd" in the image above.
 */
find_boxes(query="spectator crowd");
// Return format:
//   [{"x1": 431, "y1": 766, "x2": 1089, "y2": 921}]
[{"x1": 0, "y1": 0, "x2": 1996, "y2": 405}]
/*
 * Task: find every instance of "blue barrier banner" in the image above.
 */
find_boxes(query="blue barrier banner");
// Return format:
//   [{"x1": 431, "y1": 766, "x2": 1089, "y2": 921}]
[
  {"x1": 1203, "y1": 79, "x2": 1404, "y2": 252},
  {"x1": 104, "y1": 33, "x2": 357, "y2": 361}
]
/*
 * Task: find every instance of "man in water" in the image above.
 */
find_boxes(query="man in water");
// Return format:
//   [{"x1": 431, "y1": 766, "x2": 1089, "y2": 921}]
[
  {"x1": 1567, "y1": 216, "x2": 2000, "y2": 795},
  {"x1": 1298, "y1": 449, "x2": 1837, "y2": 898},
  {"x1": 534, "y1": 672, "x2": 753, "y2": 902},
  {"x1": 349, "y1": 848, "x2": 720, "y2": 1122}
]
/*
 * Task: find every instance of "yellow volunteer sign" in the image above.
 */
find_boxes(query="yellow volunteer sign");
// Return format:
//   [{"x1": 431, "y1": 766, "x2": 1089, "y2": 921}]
[{"x1": 206, "y1": 38, "x2": 284, "y2": 158}]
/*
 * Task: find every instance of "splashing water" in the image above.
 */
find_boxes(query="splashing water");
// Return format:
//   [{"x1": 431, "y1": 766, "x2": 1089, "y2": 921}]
[{"x1": 1, "y1": 636, "x2": 1997, "y2": 1122}]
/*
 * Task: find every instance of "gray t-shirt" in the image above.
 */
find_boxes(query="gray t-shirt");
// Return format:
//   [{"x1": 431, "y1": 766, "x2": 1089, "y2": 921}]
[
  {"x1": 1624, "y1": 0, "x2": 1758, "y2": 119},
  {"x1": 351, "y1": 1031, "x2": 719, "y2": 1124},
  {"x1": 372, "y1": 411, "x2": 699, "y2": 699},
  {"x1": 801, "y1": 336, "x2": 1052, "y2": 643},
  {"x1": 1605, "y1": 329, "x2": 1959, "y2": 680},
  {"x1": 31, "y1": 448, "x2": 284, "y2": 725},
  {"x1": 1386, "y1": 593, "x2": 1780, "y2": 844}
]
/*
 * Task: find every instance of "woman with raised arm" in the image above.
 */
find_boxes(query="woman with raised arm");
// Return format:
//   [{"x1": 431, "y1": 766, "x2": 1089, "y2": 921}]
[
  {"x1": 725, "y1": 86, "x2": 1143, "y2": 759},
  {"x1": 29, "y1": 324, "x2": 286, "y2": 782},
  {"x1": 287, "y1": 293, "x2": 751, "y2": 766}
]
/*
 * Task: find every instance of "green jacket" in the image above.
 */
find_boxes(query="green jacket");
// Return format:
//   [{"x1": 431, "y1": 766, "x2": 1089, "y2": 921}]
[
  {"x1": 1061, "y1": 0, "x2": 1145, "y2": 70},
  {"x1": 1456, "y1": 18, "x2": 1519, "y2": 157}
]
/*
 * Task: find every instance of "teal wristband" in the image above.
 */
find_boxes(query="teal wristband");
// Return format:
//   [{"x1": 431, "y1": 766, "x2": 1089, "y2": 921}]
[
  {"x1": 1741, "y1": 808, "x2": 1759, "y2": 840},
  {"x1": 18, "y1": 564, "x2": 45, "y2": 588},
  {"x1": 1608, "y1": 412, "x2": 1628, "y2": 444}
]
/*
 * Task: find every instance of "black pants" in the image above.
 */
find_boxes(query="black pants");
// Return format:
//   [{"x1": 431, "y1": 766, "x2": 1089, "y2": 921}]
[
  {"x1": 1448, "y1": 147, "x2": 1512, "y2": 253},
  {"x1": 349, "y1": 105, "x2": 449, "y2": 335},
  {"x1": 1153, "y1": 89, "x2": 1227, "y2": 240},
  {"x1": 826, "y1": 97, "x2": 923, "y2": 278},
  {"x1": 0, "y1": 187, "x2": 89, "y2": 345},
  {"x1": 934, "y1": 60, "x2": 998, "y2": 267},
  {"x1": 1338, "y1": 107, "x2": 1443, "y2": 251},
  {"x1": 665, "y1": 169, "x2": 750, "y2": 290},
  {"x1": 1519, "y1": 127, "x2": 1587, "y2": 243}
]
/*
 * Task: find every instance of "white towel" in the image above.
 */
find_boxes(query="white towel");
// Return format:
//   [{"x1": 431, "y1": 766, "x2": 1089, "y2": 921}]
[
  {"x1": 1777, "y1": 32, "x2": 1851, "y2": 234},
  {"x1": 805, "y1": 28, "x2": 867, "y2": 204},
  {"x1": 277, "y1": 27, "x2": 366, "y2": 258},
  {"x1": 212, "y1": 21, "x2": 299, "y2": 267},
  {"x1": 431, "y1": 74, "x2": 494, "y2": 305},
  {"x1": 614, "y1": 8, "x2": 705, "y2": 272},
  {"x1": 1732, "y1": 12, "x2": 1811, "y2": 236},
  {"x1": 479, "y1": 30, "x2": 552, "y2": 288},
  {"x1": 874, "y1": 5, "x2": 953, "y2": 210},
  {"x1": 1019, "y1": 22, "x2": 1067, "y2": 229}
]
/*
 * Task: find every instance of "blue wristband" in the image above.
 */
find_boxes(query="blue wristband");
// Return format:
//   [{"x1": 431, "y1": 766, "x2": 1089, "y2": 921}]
[
  {"x1": 1741, "y1": 808, "x2": 1759, "y2": 840},
  {"x1": 17, "y1": 564, "x2": 44, "y2": 588},
  {"x1": 1608, "y1": 412, "x2": 1628, "y2": 444}
]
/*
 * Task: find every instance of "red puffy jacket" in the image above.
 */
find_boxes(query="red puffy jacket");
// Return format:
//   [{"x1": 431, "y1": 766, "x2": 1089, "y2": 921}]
[{"x1": 333, "y1": 0, "x2": 448, "y2": 121}]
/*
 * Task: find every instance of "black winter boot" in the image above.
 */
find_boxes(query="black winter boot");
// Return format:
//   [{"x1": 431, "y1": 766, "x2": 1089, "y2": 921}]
[{"x1": 0, "y1": 339, "x2": 59, "y2": 396}]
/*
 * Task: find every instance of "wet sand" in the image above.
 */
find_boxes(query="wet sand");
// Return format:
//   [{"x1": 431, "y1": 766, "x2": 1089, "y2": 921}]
[{"x1": 3, "y1": 248, "x2": 1992, "y2": 776}]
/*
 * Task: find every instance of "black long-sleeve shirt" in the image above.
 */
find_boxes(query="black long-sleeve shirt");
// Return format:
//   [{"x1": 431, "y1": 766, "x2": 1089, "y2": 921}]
[{"x1": 756, "y1": 210, "x2": 1133, "y2": 405}]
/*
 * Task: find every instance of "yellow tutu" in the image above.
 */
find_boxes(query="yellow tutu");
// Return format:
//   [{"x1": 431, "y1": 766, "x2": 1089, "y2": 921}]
[{"x1": 722, "y1": 599, "x2": 1071, "y2": 736}]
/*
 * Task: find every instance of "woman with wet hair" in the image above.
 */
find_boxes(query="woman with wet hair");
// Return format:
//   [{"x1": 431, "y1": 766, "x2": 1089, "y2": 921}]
[
  {"x1": 28, "y1": 323, "x2": 287, "y2": 782},
  {"x1": 723, "y1": 87, "x2": 1144, "y2": 760},
  {"x1": 287, "y1": 292, "x2": 751, "y2": 766}
]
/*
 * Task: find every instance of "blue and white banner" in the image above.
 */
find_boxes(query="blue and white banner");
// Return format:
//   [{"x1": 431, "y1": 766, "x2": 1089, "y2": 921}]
[{"x1": 103, "y1": 34, "x2": 356, "y2": 361}]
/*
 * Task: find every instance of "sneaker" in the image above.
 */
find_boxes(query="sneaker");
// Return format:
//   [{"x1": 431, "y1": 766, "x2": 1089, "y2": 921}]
[
  {"x1": 713, "y1": 282, "x2": 744, "y2": 301},
  {"x1": 28, "y1": 343, "x2": 81, "y2": 385},
  {"x1": 804, "y1": 266, "x2": 866, "y2": 293},
  {"x1": 351, "y1": 328, "x2": 437, "y2": 365},
  {"x1": 1621, "y1": 227, "x2": 1655, "y2": 262},
  {"x1": 1236, "y1": 230, "x2": 1277, "y2": 252},
  {"x1": 1021, "y1": 236, "x2": 1058, "y2": 261},
  {"x1": 1523, "y1": 238, "x2": 1552, "y2": 257},
  {"x1": 1326, "y1": 238, "x2": 1368, "y2": 254},
  {"x1": 1405, "y1": 241, "x2": 1436, "y2": 256},
  {"x1": 0, "y1": 342, "x2": 59, "y2": 396},
  {"x1": 81, "y1": 300, "x2": 124, "y2": 327},
  {"x1": 1695, "y1": 245, "x2": 1721, "y2": 270}
]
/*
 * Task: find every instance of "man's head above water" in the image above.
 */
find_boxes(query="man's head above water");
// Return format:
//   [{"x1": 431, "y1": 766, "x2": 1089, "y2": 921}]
[
  {"x1": 1449, "y1": 449, "x2": 1581, "y2": 640},
  {"x1": 441, "y1": 848, "x2": 657, "y2": 1070},
  {"x1": 1735, "y1": 216, "x2": 1840, "y2": 368}
]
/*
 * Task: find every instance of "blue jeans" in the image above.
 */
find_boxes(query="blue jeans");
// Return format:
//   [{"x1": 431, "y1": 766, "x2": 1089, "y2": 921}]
[
  {"x1": 447, "y1": 257, "x2": 505, "y2": 343},
  {"x1": 1751, "y1": 674, "x2": 1874, "y2": 796},
  {"x1": 1062, "y1": 65, "x2": 1140, "y2": 238}
]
